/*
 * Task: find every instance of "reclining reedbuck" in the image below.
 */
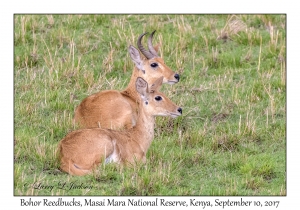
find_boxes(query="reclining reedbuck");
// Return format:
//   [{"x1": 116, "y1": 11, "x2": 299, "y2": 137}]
[
  {"x1": 74, "y1": 31, "x2": 180, "y2": 129},
  {"x1": 59, "y1": 77, "x2": 182, "y2": 176}
]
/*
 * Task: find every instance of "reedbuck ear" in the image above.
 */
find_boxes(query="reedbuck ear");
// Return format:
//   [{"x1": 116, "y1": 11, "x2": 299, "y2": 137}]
[
  {"x1": 128, "y1": 45, "x2": 145, "y2": 73},
  {"x1": 150, "y1": 76, "x2": 163, "y2": 92},
  {"x1": 136, "y1": 77, "x2": 149, "y2": 100},
  {"x1": 153, "y1": 43, "x2": 161, "y2": 54}
]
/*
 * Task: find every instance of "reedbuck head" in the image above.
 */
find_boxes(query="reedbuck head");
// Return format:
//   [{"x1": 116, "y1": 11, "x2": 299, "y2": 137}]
[
  {"x1": 129, "y1": 31, "x2": 180, "y2": 85},
  {"x1": 136, "y1": 76, "x2": 182, "y2": 118}
]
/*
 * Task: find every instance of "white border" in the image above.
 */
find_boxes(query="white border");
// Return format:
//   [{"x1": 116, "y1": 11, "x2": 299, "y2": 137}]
[{"x1": 2, "y1": 0, "x2": 298, "y2": 209}]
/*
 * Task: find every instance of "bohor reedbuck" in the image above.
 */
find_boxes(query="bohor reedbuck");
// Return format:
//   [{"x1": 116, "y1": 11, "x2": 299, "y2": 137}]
[{"x1": 59, "y1": 77, "x2": 182, "y2": 176}]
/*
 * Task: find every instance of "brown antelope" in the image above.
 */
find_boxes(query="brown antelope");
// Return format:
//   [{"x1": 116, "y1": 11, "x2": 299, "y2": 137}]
[
  {"x1": 74, "y1": 31, "x2": 180, "y2": 129},
  {"x1": 59, "y1": 77, "x2": 182, "y2": 176}
]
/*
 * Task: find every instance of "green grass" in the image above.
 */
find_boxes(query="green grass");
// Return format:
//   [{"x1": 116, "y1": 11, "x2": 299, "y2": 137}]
[{"x1": 14, "y1": 14, "x2": 286, "y2": 196}]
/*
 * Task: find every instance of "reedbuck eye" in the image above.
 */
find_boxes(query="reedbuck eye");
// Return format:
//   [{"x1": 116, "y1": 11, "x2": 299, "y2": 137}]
[
  {"x1": 150, "y1": 63, "x2": 158, "y2": 68},
  {"x1": 155, "y1": 96, "x2": 162, "y2": 101}
]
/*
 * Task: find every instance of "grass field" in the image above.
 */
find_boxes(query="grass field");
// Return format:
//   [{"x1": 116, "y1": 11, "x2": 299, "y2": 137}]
[{"x1": 14, "y1": 14, "x2": 286, "y2": 196}]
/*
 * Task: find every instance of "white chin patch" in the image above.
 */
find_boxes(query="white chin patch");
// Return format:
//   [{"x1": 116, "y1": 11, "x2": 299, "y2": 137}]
[
  {"x1": 171, "y1": 114, "x2": 180, "y2": 118},
  {"x1": 167, "y1": 80, "x2": 178, "y2": 85}
]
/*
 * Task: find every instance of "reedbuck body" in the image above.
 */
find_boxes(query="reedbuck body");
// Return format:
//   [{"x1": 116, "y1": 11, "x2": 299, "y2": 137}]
[
  {"x1": 74, "y1": 31, "x2": 180, "y2": 129},
  {"x1": 59, "y1": 77, "x2": 182, "y2": 176}
]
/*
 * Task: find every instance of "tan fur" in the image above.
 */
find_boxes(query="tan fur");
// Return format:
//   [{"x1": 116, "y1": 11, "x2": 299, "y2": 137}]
[
  {"x1": 74, "y1": 40, "x2": 179, "y2": 129},
  {"x1": 59, "y1": 77, "x2": 182, "y2": 176}
]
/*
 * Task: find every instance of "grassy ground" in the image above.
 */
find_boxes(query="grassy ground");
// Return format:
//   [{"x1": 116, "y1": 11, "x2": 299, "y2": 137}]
[{"x1": 14, "y1": 14, "x2": 286, "y2": 196}]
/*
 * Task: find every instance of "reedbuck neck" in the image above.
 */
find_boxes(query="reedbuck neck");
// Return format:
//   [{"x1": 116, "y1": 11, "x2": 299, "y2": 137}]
[
  {"x1": 128, "y1": 76, "x2": 182, "y2": 152},
  {"x1": 59, "y1": 77, "x2": 182, "y2": 176}
]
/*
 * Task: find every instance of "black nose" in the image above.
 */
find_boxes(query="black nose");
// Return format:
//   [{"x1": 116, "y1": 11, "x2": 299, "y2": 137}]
[
  {"x1": 177, "y1": 107, "x2": 182, "y2": 114},
  {"x1": 174, "y1": 73, "x2": 180, "y2": 81}
]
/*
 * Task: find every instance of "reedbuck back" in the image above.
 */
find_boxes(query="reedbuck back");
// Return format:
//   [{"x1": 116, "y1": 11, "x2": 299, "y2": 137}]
[
  {"x1": 74, "y1": 31, "x2": 180, "y2": 129},
  {"x1": 59, "y1": 77, "x2": 182, "y2": 176}
]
